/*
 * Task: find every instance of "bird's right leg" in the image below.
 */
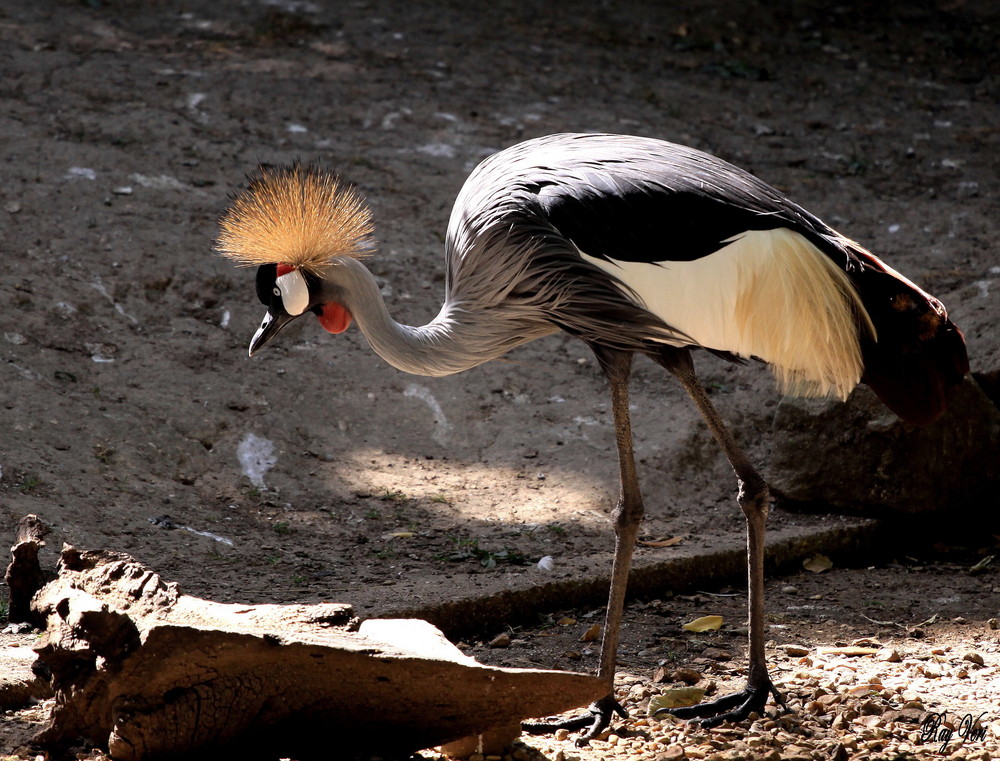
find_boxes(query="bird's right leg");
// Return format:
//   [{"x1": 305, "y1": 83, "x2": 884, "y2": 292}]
[
  {"x1": 655, "y1": 349, "x2": 783, "y2": 727},
  {"x1": 522, "y1": 348, "x2": 638, "y2": 744}
]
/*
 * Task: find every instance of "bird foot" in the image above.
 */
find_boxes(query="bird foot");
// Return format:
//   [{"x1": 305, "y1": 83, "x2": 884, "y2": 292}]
[
  {"x1": 657, "y1": 679, "x2": 784, "y2": 729},
  {"x1": 522, "y1": 694, "x2": 628, "y2": 746}
]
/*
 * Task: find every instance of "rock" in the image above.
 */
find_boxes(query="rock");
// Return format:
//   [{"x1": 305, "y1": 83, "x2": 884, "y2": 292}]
[
  {"x1": 657, "y1": 745, "x2": 686, "y2": 759},
  {"x1": 783, "y1": 644, "x2": 810, "y2": 657},
  {"x1": 948, "y1": 278, "x2": 1000, "y2": 407},
  {"x1": 770, "y1": 378, "x2": 1000, "y2": 516},
  {"x1": 701, "y1": 647, "x2": 732, "y2": 661},
  {"x1": 673, "y1": 667, "x2": 703, "y2": 684},
  {"x1": 489, "y1": 632, "x2": 512, "y2": 648},
  {"x1": 875, "y1": 647, "x2": 901, "y2": 663},
  {"x1": 963, "y1": 651, "x2": 985, "y2": 666}
]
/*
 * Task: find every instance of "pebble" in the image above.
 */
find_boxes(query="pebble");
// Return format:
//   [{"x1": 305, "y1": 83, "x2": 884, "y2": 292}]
[
  {"x1": 700, "y1": 647, "x2": 732, "y2": 661},
  {"x1": 673, "y1": 667, "x2": 703, "y2": 684},
  {"x1": 783, "y1": 644, "x2": 810, "y2": 657},
  {"x1": 488, "y1": 632, "x2": 511, "y2": 648}
]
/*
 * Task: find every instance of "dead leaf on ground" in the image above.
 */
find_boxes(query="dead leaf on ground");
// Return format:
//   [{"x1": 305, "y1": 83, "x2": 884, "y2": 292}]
[
  {"x1": 682, "y1": 615, "x2": 723, "y2": 632},
  {"x1": 637, "y1": 535, "x2": 685, "y2": 548},
  {"x1": 803, "y1": 553, "x2": 833, "y2": 573},
  {"x1": 647, "y1": 686, "x2": 707, "y2": 715}
]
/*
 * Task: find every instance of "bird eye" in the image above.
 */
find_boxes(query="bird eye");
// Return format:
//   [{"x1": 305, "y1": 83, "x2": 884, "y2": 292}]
[{"x1": 273, "y1": 287, "x2": 281, "y2": 297}]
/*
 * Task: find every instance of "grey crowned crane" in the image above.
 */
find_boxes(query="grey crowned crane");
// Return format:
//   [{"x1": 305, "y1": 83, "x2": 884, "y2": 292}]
[{"x1": 216, "y1": 133, "x2": 968, "y2": 742}]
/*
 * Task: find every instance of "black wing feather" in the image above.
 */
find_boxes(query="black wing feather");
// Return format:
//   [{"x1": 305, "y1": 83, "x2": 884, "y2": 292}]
[{"x1": 529, "y1": 134, "x2": 847, "y2": 266}]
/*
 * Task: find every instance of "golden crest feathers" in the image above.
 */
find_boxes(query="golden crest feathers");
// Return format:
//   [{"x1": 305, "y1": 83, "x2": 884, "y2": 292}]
[{"x1": 216, "y1": 164, "x2": 374, "y2": 271}]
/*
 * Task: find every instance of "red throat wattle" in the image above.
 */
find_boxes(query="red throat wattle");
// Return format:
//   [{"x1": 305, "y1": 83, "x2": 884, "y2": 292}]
[{"x1": 317, "y1": 303, "x2": 352, "y2": 334}]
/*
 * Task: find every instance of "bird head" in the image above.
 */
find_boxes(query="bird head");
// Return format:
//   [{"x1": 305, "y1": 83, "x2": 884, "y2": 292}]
[
  {"x1": 857, "y1": 263, "x2": 969, "y2": 425},
  {"x1": 215, "y1": 164, "x2": 374, "y2": 356}
]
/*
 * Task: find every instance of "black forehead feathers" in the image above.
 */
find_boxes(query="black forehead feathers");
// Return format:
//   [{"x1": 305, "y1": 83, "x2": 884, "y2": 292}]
[{"x1": 255, "y1": 263, "x2": 277, "y2": 305}]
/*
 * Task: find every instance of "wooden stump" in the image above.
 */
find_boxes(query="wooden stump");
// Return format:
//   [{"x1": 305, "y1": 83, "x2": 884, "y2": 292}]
[
  {"x1": 4, "y1": 514, "x2": 54, "y2": 626},
  {"x1": 27, "y1": 541, "x2": 604, "y2": 760}
]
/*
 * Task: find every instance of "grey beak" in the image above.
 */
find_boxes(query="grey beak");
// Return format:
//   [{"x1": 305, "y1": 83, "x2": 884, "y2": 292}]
[{"x1": 249, "y1": 309, "x2": 299, "y2": 357}]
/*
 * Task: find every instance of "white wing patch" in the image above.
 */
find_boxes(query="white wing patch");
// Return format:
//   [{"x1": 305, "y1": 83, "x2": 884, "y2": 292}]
[{"x1": 579, "y1": 228, "x2": 874, "y2": 400}]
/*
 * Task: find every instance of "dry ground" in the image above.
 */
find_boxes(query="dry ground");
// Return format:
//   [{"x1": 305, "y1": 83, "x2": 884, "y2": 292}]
[{"x1": 1, "y1": 0, "x2": 998, "y2": 759}]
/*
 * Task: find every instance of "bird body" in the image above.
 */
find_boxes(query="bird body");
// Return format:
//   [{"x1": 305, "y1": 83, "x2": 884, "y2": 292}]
[
  {"x1": 218, "y1": 132, "x2": 968, "y2": 739},
  {"x1": 220, "y1": 133, "x2": 965, "y2": 421}
]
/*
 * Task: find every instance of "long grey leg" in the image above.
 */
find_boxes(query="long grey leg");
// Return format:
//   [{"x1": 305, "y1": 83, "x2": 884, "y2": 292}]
[
  {"x1": 524, "y1": 347, "x2": 637, "y2": 742},
  {"x1": 657, "y1": 349, "x2": 781, "y2": 725}
]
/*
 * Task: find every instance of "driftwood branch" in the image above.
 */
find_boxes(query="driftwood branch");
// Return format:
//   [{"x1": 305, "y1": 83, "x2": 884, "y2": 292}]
[{"x1": 27, "y1": 539, "x2": 603, "y2": 760}]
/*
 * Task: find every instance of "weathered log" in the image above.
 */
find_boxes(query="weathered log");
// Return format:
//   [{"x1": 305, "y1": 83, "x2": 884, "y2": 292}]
[
  {"x1": 5, "y1": 513, "x2": 55, "y2": 626},
  {"x1": 30, "y1": 543, "x2": 604, "y2": 760}
]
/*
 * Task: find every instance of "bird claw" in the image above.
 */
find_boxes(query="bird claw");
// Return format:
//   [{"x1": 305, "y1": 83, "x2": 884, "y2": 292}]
[
  {"x1": 658, "y1": 679, "x2": 784, "y2": 728},
  {"x1": 522, "y1": 694, "x2": 629, "y2": 745}
]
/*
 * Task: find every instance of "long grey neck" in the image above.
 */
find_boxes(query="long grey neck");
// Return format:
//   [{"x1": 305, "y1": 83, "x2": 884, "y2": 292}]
[{"x1": 327, "y1": 257, "x2": 555, "y2": 377}]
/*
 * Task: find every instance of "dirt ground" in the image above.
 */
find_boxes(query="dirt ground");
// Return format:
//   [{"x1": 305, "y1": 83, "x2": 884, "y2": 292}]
[{"x1": 1, "y1": 0, "x2": 998, "y2": 759}]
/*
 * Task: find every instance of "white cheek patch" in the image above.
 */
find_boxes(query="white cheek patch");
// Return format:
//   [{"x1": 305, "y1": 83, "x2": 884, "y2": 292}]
[{"x1": 275, "y1": 269, "x2": 310, "y2": 316}]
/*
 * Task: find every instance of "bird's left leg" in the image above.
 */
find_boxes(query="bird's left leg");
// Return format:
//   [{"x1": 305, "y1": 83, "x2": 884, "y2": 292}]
[
  {"x1": 655, "y1": 350, "x2": 784, "y2": 728},
  {"x1": 523, "y1": 348, "x2": 638, "y2": 744}
]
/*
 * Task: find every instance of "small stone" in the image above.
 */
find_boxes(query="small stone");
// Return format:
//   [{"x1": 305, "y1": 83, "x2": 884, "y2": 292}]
[
  {"x1": 781, "y1": 585, "x2": 799, "y2": 594},
  {"x1": 489, "y1": 632, "x2": 511, "y2": 648},
  {"x1": 657, "y1": 745, "x2": 685, "y2": 760},
  {"x1": 848, "y1": 684, "x2": 880, "y2": 697},
  {"x1": 875, "y1": 647, "x2": 900, "y2": 662},
  {"x1": 963, "y1": 651, "x2": 985, "y2": 666},
  {"x1": 579, "y1": 624, "x2": 601, "y2": 642},
  {"x1": 859, "y1": 699, "x2": 884, "y2": 716},
  {"x1": 674, "y1": 667, "x2": 703, "y2": 685},
  {"x1": 628, "y1": 683, "x2": 650, "y2": 701},
  {"x1": 701, "y1": 647, "x2": 732, "y2": 661},
  {"x1": 555, "y1": 728, "x2": 570, "y2": 741},
  {"x1": 783, "y1": 644, "x2": 810, "y2": 657}
]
